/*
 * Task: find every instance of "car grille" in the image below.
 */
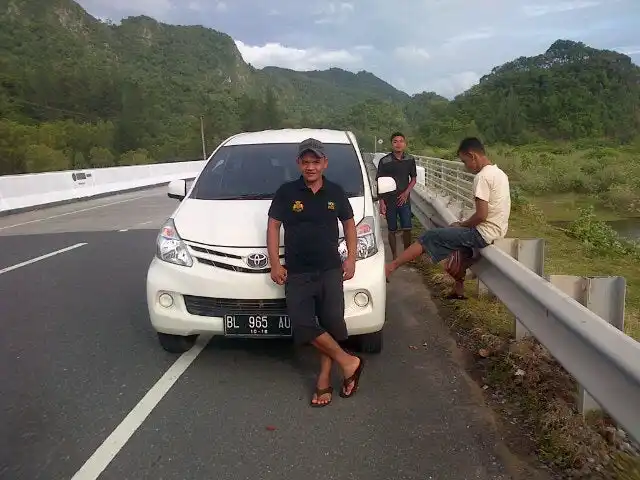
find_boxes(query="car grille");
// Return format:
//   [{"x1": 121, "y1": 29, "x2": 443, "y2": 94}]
[
  {"x1": 189, "y1": 245, "x2": 242, "y2": 260},
  {"x1": 184, "y1": 241, "x2": 283, "y2": 274},
  {"x1": 183, "y1": 296, "x2": 287, "y2": 317},
  {"x1": 195, "y1": 257, "x2": 272, "y2": 274}
]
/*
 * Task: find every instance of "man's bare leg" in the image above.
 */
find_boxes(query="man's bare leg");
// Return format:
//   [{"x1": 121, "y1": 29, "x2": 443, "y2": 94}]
[
  {"x1": 402, "y1": 230, "x2": 412, "y2": 250},
  {"x1": 311, "y1": 333, "x2": 361, "y2": 396},
  {"x1": 385, "y1": 241, "x2": 427, "y2": 278},
  {"x1": 452, "y1": 279, "x2": 465, "y2": 297},
  {"x1": 312, "y1": 353, "x2": 333, "y2": 406},
  {"x1": 387, "y1": 231, "x2": 397, "y2": 260}
]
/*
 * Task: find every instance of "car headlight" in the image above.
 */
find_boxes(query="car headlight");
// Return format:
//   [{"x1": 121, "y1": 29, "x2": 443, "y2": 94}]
[
  {"x1": 338, "y1": 216, "x2": 378, "y2": 262},
  {"x1": 156, "y1": 218, "x2": 194, "y2": 267}
]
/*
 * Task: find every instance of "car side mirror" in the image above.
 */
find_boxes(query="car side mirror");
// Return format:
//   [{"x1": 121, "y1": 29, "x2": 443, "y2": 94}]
[
  {"x1": 168, "y1": 179, "x2": 187, "y2": 201},
  {"x1": 375, "y1": 176, "x2": 397, "y2": 200}
]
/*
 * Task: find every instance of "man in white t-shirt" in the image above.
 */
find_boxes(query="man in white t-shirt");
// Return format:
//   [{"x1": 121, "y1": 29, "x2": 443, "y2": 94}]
[{"x1": 385, "y1": 137, "x2": 511, "y2": 295}]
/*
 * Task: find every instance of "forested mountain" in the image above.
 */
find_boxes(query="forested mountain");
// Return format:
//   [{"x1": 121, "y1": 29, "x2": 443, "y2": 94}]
[
  {"x1": 453, "y1": 40, "x2": 640, "y2": 144},
  {"x1": 262, "y1": 67, "x2": 409, "y2": 115},
  {"x1": 1, "y1": 0, "x2": 638, "y2": 175}
]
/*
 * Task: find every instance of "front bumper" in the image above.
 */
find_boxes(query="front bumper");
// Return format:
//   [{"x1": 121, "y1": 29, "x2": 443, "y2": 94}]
[{"x1": 146, "y1": 251, "x2": 387, "y2": 337}]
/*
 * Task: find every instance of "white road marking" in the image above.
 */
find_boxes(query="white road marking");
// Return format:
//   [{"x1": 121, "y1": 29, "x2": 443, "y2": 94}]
[
  {"x1": 70, "y1": 334, "x2": 212, "y2": 480},
  {"x1": 0, "y1": 243, "x2": 87, "y2": 275},
  {"x1": 117, "y1": 220, "x2": 153, "y2": 232},
  {"x1": 0, "y1": 193, "x2": 159, "y2": 231}
]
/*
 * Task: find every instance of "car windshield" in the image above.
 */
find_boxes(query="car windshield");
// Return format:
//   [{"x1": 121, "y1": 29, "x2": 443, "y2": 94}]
[{"x1": 189, "y1": 142, "x2": 365, "y2": 200}]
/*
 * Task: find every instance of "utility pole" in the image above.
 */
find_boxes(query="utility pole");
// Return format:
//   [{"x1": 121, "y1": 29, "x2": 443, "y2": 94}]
[{"x1": 200, "y1": 115, "x2": 207, "y2": 161}]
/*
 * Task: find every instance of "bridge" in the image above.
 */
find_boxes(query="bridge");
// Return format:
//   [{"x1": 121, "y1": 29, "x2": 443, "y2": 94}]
[{"x1": 1, "y1": 151, "x2": 639, "y2": 480}]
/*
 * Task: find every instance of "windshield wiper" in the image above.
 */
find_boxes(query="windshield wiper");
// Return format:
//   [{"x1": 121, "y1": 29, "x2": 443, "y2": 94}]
[{"x1": 211, "y1": 193, "x2": 274, "y2": 200}]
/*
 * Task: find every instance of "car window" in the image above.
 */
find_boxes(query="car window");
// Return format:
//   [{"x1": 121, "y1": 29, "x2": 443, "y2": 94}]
[{"x1": 190, "y1": 142, "x2": 365, "y2": 200}]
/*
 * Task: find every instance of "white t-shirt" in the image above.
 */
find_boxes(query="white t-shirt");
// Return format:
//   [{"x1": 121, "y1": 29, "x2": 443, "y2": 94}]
[{"x1": 472, "y1": 164, "x2": 511, "y2": 244}]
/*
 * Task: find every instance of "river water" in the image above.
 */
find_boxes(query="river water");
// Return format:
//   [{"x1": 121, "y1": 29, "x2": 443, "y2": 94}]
[{"x1": 607, "y1": 218, "x2": 640, "y2": 241}]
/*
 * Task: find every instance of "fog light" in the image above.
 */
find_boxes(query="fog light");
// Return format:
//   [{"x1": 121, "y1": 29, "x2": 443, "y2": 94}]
[
  {"x1": 353, "y1": 292, "x2": 369, "y2": 307},
  {"x1": 159, "y1": 293, "x2": 174, "y2": 308}
]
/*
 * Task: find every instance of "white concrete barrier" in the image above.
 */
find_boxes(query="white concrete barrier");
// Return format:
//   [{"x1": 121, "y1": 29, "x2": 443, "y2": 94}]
[
  {"x1": 0, "y1": 160, "x2": 207, "y2": 214},
  {"x1": 416, "y1": 165, "x2": 426, "y2": 186},
  {"x1": 371, "y1": 152, "x2": 386, "y2": 168}
]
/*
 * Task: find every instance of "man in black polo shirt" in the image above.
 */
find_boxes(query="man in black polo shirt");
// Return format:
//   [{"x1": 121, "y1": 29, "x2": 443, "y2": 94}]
[
  {"x1": 267, "y1": 138, "x2": 365, "y2": 408},
  {"x1": 376, "y1": 132, "x2": 417, "y2": 260}
]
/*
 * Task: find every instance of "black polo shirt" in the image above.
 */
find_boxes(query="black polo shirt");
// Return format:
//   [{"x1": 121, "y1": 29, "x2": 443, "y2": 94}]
[
  {"x1": 376, "y1": 152, "x2": 417, "y2": 201},
  {"x1": 268, "y1": 176, "x2": 354, "y2": 274}
]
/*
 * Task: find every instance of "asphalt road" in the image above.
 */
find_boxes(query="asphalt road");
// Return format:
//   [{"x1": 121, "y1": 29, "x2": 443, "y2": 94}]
[{"x1": 0, "y1": 187, "x2": 545, "y2": 480}]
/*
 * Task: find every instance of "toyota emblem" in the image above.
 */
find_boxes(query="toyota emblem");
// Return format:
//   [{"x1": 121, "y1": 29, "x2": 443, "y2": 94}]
[{"x1": 246, "y1": 252, "x2": 269, "y2": 269}]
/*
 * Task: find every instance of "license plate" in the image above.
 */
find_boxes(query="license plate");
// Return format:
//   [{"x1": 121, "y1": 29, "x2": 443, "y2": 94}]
[{"x1": 223, "y1": 314, "x2": 292, "y2": 337}]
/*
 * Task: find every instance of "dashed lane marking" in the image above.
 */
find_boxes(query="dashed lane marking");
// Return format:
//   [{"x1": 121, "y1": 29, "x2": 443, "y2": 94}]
[
  {"x1": 0, "y1": 243, "x2": 87, "y2": 275},
  {"x1": 0, "y1": 193, "x2": 159, "y2": 231}
]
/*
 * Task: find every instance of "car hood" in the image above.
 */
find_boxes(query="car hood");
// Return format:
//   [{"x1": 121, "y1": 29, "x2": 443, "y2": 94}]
[{"x1": 173, "y1": 197, "x2": 365, "y2": 247}]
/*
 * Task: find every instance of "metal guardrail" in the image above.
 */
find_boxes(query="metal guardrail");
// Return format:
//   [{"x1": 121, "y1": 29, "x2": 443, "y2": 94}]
[{"x1": 369, "y1": 152, "x2": 640, "y2": 443}]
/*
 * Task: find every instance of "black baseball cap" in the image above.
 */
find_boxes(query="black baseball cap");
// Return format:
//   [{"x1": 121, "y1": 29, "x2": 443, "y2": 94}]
[{"x1": 297, "y1": 138, "x2": 326, "y2": 158}]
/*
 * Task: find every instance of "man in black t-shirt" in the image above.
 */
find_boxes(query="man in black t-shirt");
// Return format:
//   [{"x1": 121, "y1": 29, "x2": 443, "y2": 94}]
[
  {"x1": 375, "y1": 132, "x2": 417, "y2": 260},
  {"x1": 267, "y1": 138, "x2": 365, "y2": 408}
]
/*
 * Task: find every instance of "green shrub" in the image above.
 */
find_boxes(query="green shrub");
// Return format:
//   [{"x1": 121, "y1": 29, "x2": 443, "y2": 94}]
[{"x1": 567, "y1": 206, "x2": 637, "y2": 257}]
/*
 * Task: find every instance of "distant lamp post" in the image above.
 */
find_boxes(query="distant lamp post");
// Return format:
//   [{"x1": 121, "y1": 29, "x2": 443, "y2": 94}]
[
  {"x1": 374, "y1": 137, "x2": 383, "y2": 154},
  {"x1": 200, "y1": 115, "x2": 207, "y2": 161}
]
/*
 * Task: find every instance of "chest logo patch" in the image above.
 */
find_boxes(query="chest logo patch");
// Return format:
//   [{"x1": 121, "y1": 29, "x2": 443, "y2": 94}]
[
  {"x1": 292, "y1": 200, "x2": 304, "y2": 213},
  {"x1": 327, "y1": 201, "x2": 335, "y2": 211}
]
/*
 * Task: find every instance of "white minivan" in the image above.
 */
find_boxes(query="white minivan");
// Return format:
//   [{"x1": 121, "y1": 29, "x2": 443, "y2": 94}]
[{"x1": 146, "y1": 129, "x2": 397, "y2": 354}]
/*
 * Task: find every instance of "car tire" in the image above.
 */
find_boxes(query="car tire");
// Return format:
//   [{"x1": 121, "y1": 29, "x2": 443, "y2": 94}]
[
  {"x1": 157, "y1": 332, "x2": 197, "y2": 353},
  {"x1": 355, "y1": 329, "x2": 383, "y2": 354}
]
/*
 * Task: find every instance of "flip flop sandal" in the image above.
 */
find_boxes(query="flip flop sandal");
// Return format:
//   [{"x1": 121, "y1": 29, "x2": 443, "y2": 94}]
[
  {"x1": 310, "y1": 386, "x2": 333, "y2": 408},
  {"x1": 339, "y1": 357, "x2": 365, "y2": 399},
  {"x1": 445, "y1": 292, "x2": 467, "y2": 300}
]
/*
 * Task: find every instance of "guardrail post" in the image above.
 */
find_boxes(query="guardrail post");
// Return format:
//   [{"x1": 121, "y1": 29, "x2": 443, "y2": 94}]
[
  {"x1": 477, "y1": 238, "x2": 545, "y2": 339},
  {"x1": 548, "y1": 275, "x2": 626, "y2": 415}
]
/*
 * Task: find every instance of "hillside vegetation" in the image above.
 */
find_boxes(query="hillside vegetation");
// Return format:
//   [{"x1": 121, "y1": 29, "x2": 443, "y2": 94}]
[{"x1": 1, "y1": 0, "x2": 639, "y2": 180}]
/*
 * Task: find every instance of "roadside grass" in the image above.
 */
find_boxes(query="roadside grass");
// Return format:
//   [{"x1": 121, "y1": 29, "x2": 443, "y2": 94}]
[
  {"x1": 507, "y1": 204, "x2": 640, "y2": 341},
  {"x1": 529, "y1": 193, "x2": 627, "y2": 222},
  {"x1": 409, "y1": 202, "x2": 640, "y2": 478},
  {"x1": 422, "y1": 142, "x2": 640, "y2": 218}
]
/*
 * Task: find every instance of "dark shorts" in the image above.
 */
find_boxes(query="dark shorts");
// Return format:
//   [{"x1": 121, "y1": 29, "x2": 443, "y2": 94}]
[
  {"x1": 417, "y1": 227, "x2": 489, "y2": 264},
  {"x1": 284, "y1": 268, "x2": 347, "y2": 346},
  {"x1": 385, "y1": 201, "x2": 412, "y2": 232}
]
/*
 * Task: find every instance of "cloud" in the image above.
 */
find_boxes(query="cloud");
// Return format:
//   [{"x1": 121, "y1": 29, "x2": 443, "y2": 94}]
[
  {"x1": 443, "y1": 29, "x2": 495, "y2": 48},
  {"x1": 314, "y1": 2, "x2": 354, "y2": 25},
  {"x1": 92, "y1": 0, "x2": 172, "y2": 14},
  {"x1": 425, "y1": 72, "x2": 481, "y2": 99},
  {"x1": 394, "y1": 46, "x2": 431, "y2": 63},
  {"x1": 234, "y1": 40, "x2": 363, "y2": 71},
  {"x1": 617, "y1": 45, "x2": 640, "y2": 56},
  {"x1": 522, "y1": 1, "x2": 600, "y2": 17},
  {"x1": 76, "y1": 0, "x2": 639, "y2": 97}
]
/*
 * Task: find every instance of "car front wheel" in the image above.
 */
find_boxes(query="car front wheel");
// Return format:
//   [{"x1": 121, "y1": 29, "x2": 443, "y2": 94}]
[
  {"x1": 355, "y1": 329, "x2": 383, "y2": 354},
  {"x1": 157, "y1": 332, "x2": 197, "y2": 353}
]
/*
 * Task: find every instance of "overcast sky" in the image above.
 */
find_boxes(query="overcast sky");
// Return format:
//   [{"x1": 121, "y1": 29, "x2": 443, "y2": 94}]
[{"x1": 76, "y1": 0, "x2": 639, "y2": 98}]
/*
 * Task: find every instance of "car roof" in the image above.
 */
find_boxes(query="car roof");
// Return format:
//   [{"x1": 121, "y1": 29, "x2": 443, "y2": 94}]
[{"x1": 224, "y1": 129, "x2": 352, "y2": 146}]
